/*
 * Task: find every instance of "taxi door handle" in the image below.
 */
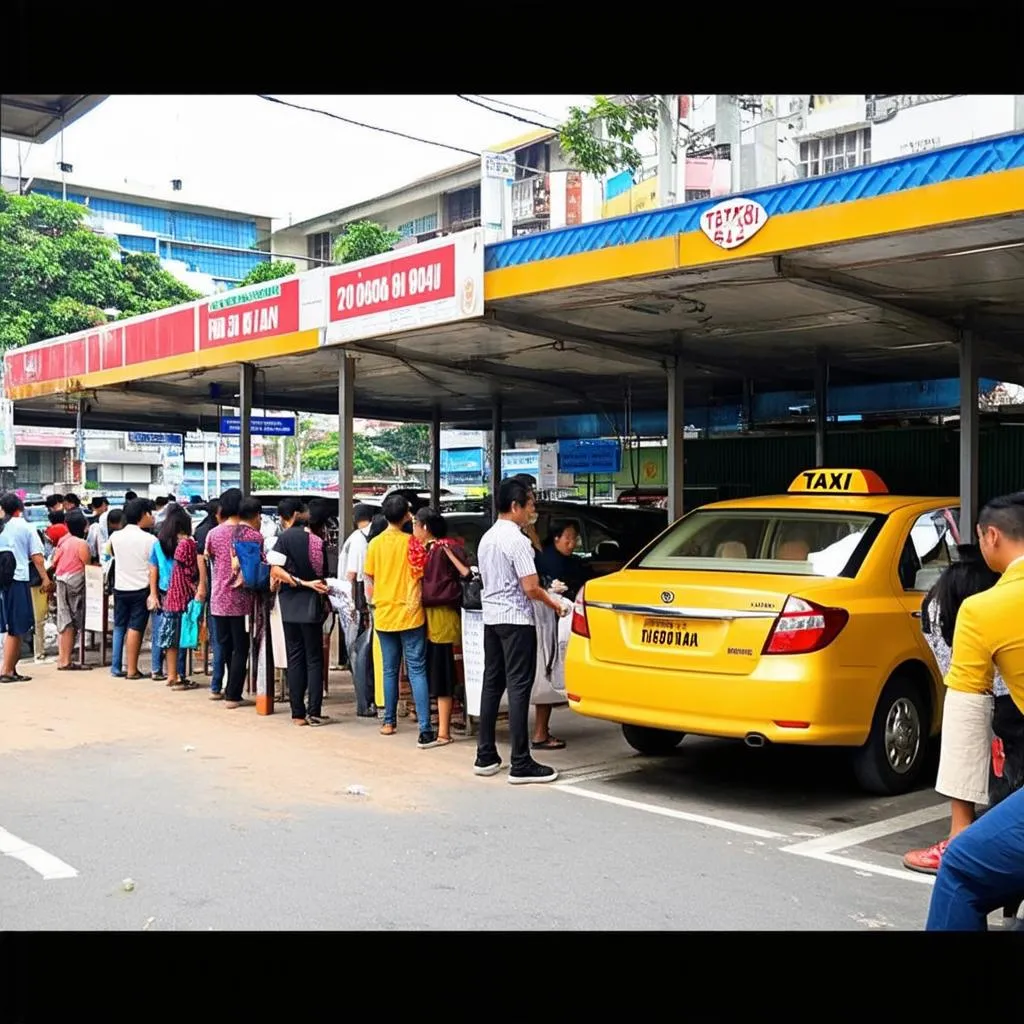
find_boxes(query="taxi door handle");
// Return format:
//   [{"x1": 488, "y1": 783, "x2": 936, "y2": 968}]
[{"x1": 911, "y1": 610, "x2": 922, "y2": 619}]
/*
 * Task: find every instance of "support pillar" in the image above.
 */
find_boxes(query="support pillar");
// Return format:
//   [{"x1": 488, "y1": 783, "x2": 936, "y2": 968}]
[
  {"x1": 430, "y1": 406, "x2": 442, "y2": 508},
  {"x1": 667, "y1": 358, "x2": 685, "y2": 522},
  {"x1": 814, "y1": 349, "x2": 829, "y2": 468},
  {"x1": 338, "y1": 354, "x2": 355, "y2": 525},
  {"x1": 238, "y1": 363, "x2": 254, "y2": 493},
  {"x1": 959, "y1": 330, "x2": 979, "y2": 538},
  {"x1": 490, "y1": 398, "x2": 502, "y2": 521}
]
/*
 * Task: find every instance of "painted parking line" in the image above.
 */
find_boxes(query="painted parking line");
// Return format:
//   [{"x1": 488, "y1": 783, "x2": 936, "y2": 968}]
[
  {"x1": 780, "y1": 802, "x2": 949, "y2": 886},
  {"x1": 0, "y1": 825, "x2": 79, "y2": 880},
  {"x1": 553, "y1": 784, "x2": 786, "y2": 839}
]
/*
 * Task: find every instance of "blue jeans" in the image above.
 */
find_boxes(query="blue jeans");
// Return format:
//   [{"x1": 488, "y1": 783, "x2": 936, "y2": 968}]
[
  {"x1": 926, "y1": 785, "x2": 1024, "y2": 929},
  {"x1": 111, "y1": 625, "x2": 125, "y2": 676},
  {"x1": 150, "y1": 604, "x2": 166, "y2": 675},
  {"x1": 208, "y1": 607, "x2": 225, "y2": 693},
  {"x1": 377, "y1": 625, "x2": 430, "y2": 732}
]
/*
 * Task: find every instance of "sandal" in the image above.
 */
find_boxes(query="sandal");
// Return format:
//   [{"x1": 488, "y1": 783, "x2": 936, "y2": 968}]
[
  {"x1": 57, "y1": 663, "x2": 92, "y2": 671},
  {"x1": 531, "y1": 736, "x2": 566, "y2": 750},
  {"x1": 209, "y1": 692, "x2": 225, "y2": 701},
  {"x1": 151, "y1": 673, "x2": 167, "y2": 681},
  {"x1": 170, "y1": 680, "x2": 201, "y2": 691},
  {"x1": 126, "y1": 673, "x2": 145, "y2": 680}
]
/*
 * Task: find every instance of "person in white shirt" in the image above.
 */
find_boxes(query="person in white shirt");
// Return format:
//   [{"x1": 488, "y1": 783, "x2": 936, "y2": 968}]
[
  {"x1": 338, "y1": 504, "x2": 374, "y2": 656},
  {"x1": 108, "y1": 498, "x2": 157, "y2": 679}
]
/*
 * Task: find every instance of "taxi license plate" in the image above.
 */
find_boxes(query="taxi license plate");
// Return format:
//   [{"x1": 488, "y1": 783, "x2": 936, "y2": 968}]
[{"x1": 640, "y1": 617, "x2": 700, "y2": 649}]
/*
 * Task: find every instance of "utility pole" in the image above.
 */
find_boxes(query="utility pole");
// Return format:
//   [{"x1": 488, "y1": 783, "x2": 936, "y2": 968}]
[
  {"x1": 715, "y1": 95, "x2": 742, "y2": 194},
  {"x1": 657, "y1": 95, "x2": 679, "y2": 207}
]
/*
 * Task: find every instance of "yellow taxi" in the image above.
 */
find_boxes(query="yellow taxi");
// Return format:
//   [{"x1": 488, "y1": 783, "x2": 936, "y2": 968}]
[{"x1": 565, "y1": 469, "x2": 962, "y2": 795}]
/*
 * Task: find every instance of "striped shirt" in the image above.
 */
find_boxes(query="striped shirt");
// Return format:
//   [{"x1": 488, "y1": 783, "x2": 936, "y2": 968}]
[{"x1": 478, "y1": 518, "x2": 538, "y2": 627}]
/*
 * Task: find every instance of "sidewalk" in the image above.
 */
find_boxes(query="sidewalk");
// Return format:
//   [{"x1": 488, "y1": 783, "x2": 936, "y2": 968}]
[{"x1": 0, "y1": 658, "x2": 628, "y2": 814}]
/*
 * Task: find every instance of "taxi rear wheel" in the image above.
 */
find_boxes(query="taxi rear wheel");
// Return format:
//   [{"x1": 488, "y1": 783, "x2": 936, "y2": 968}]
[
  {"x1": 622, "y1": 724, "x2": 686, "y2": 756},
  {"x1": 852, "y1": 675, "x2": 929, "y2": 795}
]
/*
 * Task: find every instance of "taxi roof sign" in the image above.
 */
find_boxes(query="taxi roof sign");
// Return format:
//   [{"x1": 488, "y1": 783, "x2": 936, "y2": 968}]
[{"x1": 788, "y1": 469, "x2": 889, "y2": 495}]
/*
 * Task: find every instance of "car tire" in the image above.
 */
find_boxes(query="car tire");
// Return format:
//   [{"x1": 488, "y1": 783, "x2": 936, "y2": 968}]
[
  {"x1": 621, "y1": 724, "x2": 685, "y2": 756},
  {"x1": 852, "y1": 674, "x2": 930, "y2": 796}
]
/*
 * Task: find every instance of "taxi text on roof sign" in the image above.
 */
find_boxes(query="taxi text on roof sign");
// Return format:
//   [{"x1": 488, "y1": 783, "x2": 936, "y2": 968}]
[{"x1": 787, "y1": 469, "x2": 889, "y2": 495}]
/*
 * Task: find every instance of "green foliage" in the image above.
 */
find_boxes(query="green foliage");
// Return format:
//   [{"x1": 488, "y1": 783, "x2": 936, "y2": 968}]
[
  {"x1": 557, "y1": 95, "x2": 660, "y2": 178},
  {"x1": 238, "y1": 260, "x2": 296, "y2": 287},
  {"x1": 251, "y1": 468, "x2": 280, "y2": 490},
  {"x1": 304, "y1": 432, "x2": 396, "y2": 476},
  {"x1": 332, "y1": 221, "x2": 400, "y2": 264},
  {"x1": 0, "y1": 191, "x2": 201, "y2": 350},
  {"x1": 372, "y1": 424, "x2": 430, "y2": 467}
]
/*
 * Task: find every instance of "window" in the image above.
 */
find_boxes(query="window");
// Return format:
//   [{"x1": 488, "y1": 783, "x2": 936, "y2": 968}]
[
  {"x1": 307, "y1": 232, "x2": 332, "y2": 264},
  {"x1": 685, "y1": 188, "x2": 711, "y2": 202},
  {"x1": 445, "y1": 187, "x2": 481, "y2": 229},
  {"x1": 636, "y1": 508, "x2": 881, "y2": 577},
  {"x1": 798, "y1": 128, "x2": 872, "y2": 178},
  {"x1": 898, "y1": 508, "x2": 960, "y2": 591},
  {"x1": 396, "y1": 213, "x2": 438, "y2": 238}
]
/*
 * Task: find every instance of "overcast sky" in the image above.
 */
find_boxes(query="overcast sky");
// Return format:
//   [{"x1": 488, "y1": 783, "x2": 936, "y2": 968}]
[{"x1": 2, "y1": 94, "x2": 594, "y2": 228}]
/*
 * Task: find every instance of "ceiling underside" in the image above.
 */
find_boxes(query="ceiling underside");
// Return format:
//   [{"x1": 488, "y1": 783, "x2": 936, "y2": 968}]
[
  {"x1": 13, "y1": 214, "x2": 1024, "y2": 433},
  {"x1": 0, "y1": 95, "x2": 107, "y2": 144}
]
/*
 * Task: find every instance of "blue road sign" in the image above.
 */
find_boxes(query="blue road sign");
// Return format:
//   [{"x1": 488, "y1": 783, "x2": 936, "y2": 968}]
[
  {"x1": 557, "y1": 438, "x2": 621, "y2": 475},
  {"x1": 219, "y1": 417, "x2": 296, "y2": 437}
]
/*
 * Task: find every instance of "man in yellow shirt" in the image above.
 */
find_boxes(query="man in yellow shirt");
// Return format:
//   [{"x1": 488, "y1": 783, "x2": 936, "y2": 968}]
[
  {"x1": 363, "y1": 493, "x2": 435, "y2": 745},
  {"x1": 927, "y1": 492, "x2": 1024, "y2": 930}
]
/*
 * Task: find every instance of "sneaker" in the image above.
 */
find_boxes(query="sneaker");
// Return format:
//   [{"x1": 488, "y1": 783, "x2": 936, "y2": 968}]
[
  {"x1": 508, "y1": 762, "x2": 559, "y2": 785},
  {"x1": 903, "y1": 839, "x2": 948, "y2": 875},
  {"x1": 473, "y1": 756, "x2": 503, "y2": 777},
  {"x1": 307, "y1": 715, "x2": 331, "y2": 726}
]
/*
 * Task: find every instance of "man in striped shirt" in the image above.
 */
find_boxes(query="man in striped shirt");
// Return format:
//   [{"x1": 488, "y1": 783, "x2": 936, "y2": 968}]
[{"x1": 474, "y1": 477, "x2": 569, "y2": 784}]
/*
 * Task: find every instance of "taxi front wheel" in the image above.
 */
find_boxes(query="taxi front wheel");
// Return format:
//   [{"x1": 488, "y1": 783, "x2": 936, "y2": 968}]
[
  {"x1": 852, "y1": 675, "x2": 930, "y2": 795},
  {"x1": 622, "y1": 724, "x2": 686, "y2": 756}
]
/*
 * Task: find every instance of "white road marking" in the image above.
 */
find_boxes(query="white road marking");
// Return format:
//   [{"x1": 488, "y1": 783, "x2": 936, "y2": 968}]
[
  {"x1": 788, "y1": 850, "x2": 935, "y2": 886},
  {"x1": 553, "y1": 784, "x2": 785, "y2": 839},
  {"x1": 0, "y1": 825, "x2": 78, "y2": 880},
  {"x1": 780, "y1": 803, "x2": 950, "y2": 856}
]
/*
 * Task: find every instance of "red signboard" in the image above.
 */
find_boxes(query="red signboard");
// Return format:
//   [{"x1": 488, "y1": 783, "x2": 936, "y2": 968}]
[
  {"x1": 328, "y1": 244, "x2": 456, "y2": 323},
  {"x1": 125, "y1": 308, "x2": 194, "y2": 364},
  {"x1": 200, "y1": 278, "x2": 299, "y2": 349}
]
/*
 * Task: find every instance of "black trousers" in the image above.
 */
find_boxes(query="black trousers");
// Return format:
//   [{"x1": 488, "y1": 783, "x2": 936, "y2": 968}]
[
  {"x1": 477, "y1": 623, "x2": 537, "y2": 771},
  {"x1": 284, "y1": 620, "x2": 324, "y2": 719},
  {"x1": 214, "y1": 615, "x2": 249, "y2": 702}
]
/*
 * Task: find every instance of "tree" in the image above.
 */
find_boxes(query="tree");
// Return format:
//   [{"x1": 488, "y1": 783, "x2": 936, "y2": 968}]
[
  {"x1": 304, "y1": 432, "x2": 396, "y2": 476},
  {"x1": 332, "y1": 221, "x2": 400, "y2": 264},
  {"x1": 238, "y1": 260, "x2": 296, "y2": 287},
  {"x1": 373, "y1": 423, "x2": 430, "y2": 467},
  {"x1": 557, "y1": 95, "x2": 660, "y2": 178},
  {"x1": 251, "y1": 468, "x2": 279, "y2": 490},
  {"x1": 0, "y1": 192, "x2": 201, "y2": 349}
]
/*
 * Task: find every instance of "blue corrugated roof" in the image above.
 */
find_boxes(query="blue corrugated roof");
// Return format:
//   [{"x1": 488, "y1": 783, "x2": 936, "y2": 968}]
[{"x1": 484, "y1": 132, "x2": 1024, "y2": 271}]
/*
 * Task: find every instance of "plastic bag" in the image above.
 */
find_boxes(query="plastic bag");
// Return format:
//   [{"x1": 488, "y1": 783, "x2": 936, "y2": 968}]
[{"x1": 179, "y1": 599, "x2": 204, "y2": 650}]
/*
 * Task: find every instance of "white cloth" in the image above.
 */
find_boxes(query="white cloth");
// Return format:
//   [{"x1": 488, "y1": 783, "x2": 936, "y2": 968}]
[
  {"x1": 107, "y1": 524, "x2": 156, "y2": 592},
  {"x1": 531, "y1": 594, "x2": 574, "y2": 705},
  {"x1": 342, "y1": 526, "x2": 370, "y2": 582},
  {"x1": 935, "y1": 687, "x2": 994, "y2": 805}
]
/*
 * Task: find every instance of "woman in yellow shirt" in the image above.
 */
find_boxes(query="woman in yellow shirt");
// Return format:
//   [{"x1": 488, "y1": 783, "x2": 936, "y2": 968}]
[{"x1": 410, "y1": 508, "x2": 471, "y2": 746}]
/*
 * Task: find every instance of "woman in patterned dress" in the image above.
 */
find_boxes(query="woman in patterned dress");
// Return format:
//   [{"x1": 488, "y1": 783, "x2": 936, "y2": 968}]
[{"x1": 154, "y1": 505, "x2": 207, "y2": 691}]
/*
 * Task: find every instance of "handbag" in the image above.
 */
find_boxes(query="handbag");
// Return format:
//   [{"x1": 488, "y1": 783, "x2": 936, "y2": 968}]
[
  {"x1": 461, "y1": 568, "x2": 482, "y2": 611},
  {"x1": 179, "y1": 599, "x2": 204, "y2": 650}
]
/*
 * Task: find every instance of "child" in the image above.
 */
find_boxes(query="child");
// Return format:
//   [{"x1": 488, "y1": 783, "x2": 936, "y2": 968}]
[{"x1": 903, "y1": 545, "x2": 1007, "y2": 874}]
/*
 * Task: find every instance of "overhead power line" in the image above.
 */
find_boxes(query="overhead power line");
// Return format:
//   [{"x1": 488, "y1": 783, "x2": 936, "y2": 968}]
[
  {"x1": 474, "y1": 96, "x2": 567, "y2": 123},
  {"x1": 455, "y1": 94, "x2": 559, "y2": 131},
  {"x1": 255, "y1": 94, "x2": 480, "y2": 158}
]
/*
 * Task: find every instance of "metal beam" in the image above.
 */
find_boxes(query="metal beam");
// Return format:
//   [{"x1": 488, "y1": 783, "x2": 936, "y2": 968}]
[
  {"x1": 776, "y1": 258, "x2": 960, "y2": 343},
  {"x1": 959, "y1": 330, "x2": 979, "y2": 536},
  {"x1": 490, "y1": 398, "x2": 502, "y2": 521},
  {"x1": 814, "y1": 349, "x2": 828, "y2": 467},
  {"x1": 430, "y1": 406, "x2": 442, "y2": 507},
  {"x1": 239, "y1": 363, "x2": 253, "y2": 493},
  {"x1": 338, "y1": 354, "x2": 354, "y2": 525}
]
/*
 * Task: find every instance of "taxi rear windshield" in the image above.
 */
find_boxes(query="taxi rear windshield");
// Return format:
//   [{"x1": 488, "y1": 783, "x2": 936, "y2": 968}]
[{"x1": 635, "y1": 509, "x2": 882, "y2": 577}]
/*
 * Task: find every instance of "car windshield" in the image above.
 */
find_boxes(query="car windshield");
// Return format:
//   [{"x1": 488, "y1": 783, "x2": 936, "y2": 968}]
[{"x1": 634, "y1": 508, "x2": 881, "y2": 577}]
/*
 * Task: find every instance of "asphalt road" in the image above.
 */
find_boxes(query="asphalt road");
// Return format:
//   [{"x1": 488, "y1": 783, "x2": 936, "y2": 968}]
[{"x1": 0, "y1": 662, "x2": 968, "y2": 931}]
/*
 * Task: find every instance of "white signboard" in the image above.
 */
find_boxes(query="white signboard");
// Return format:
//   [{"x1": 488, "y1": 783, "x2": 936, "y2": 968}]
[
  {"x1": 321, "y1": 230, "x2": 484, "y2": 347},
  {"x1": 85, "y1": 565, "x2": 107, "y2": 634},
  {"x1": 699, "y1": 198, "x2": 769, "y2": 250},
  {"x1": 461, "y1": 608, "x2": 507, "y2": 717},
  {"x1": 482, "y1": 152, "x2": 516, "y2": 180}
]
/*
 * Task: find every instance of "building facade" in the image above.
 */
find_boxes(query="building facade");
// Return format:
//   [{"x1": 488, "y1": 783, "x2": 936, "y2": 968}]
[{"x1": 17, "y1": 177, "x2": 274, "y2": 294}]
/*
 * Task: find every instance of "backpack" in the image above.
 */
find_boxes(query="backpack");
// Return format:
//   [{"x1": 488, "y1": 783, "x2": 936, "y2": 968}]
[
  {"x1": 231, "y1": 526, "x2": 270, "y2": 591},
  {"x1": 0, "y1": 550, "x2": 15, "y2": 590}
]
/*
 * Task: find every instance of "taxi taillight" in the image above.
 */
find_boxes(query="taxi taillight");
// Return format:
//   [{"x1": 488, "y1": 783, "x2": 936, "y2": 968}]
[
  {"x1": 762, "y1": 596, "x2": 848, "y2": 655},
  {"x1": 571, "y1": 586, "x2": 590, "y2": 638}
]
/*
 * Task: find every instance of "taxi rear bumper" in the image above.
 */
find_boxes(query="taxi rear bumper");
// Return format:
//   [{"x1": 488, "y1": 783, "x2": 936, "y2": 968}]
[{"x1": 564, "y1": 642, "x2": 877, "y2": 748}]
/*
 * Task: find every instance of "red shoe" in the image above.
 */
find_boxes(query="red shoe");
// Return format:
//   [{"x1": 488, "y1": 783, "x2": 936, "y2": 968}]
[{"x1": 903, "y1": 839, "x2": 948, "y2": 875}]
